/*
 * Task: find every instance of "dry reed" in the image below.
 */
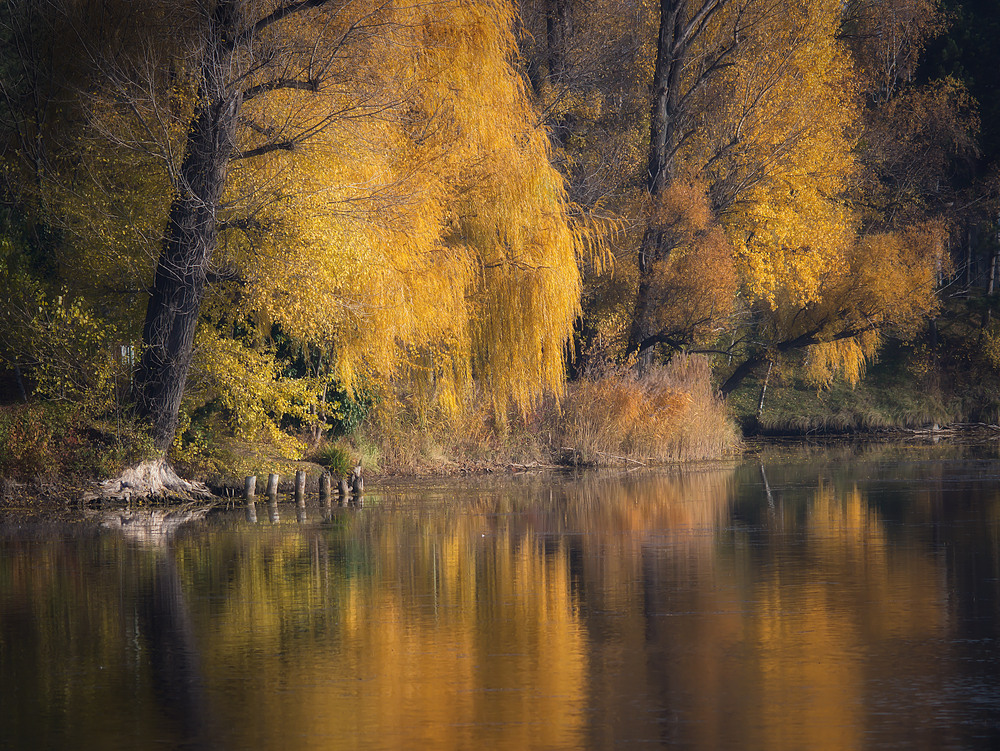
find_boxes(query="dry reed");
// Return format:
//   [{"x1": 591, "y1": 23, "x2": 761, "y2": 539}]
[
  {"x1": 557, "y1": 355, "x2": 740, "y2": 465},
  {"x1": 361, "y1": 355, "x2": 739, "y2": 473}
]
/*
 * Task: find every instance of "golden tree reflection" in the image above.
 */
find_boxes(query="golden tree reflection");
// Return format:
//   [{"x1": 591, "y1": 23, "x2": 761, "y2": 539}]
[{"x1": 3, "y1": 462, "x2": 998, "y2": 749}]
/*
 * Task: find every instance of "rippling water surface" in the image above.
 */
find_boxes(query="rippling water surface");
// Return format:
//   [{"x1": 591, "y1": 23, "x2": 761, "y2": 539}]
[{"x1": 2, "y1": 448, "x2": 999, "y2": 749}]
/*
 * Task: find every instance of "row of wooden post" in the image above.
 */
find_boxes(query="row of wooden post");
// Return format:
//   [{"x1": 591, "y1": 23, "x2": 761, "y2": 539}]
[{"x1": 243, "y1": 469, "x2": 362, "y2": 506}]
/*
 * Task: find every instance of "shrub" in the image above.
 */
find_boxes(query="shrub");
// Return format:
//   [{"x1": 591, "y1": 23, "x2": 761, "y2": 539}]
[
  {"x1": 313, "y1": 444, "x2": 354, "y2": 478},
  {"x1": 558, "y1": 355, "x2": 740, "y2": 464},
  {"x1": 0, "y1": 403, "x2": 157, "y2": 481},
  {"x1": 0, "y1": 404, "x2": 55, "y2": 479}
]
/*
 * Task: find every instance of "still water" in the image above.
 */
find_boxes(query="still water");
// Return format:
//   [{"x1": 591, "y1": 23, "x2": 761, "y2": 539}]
[{"x1": 2, "y1": 449, "x2": 999, "y2": 750}]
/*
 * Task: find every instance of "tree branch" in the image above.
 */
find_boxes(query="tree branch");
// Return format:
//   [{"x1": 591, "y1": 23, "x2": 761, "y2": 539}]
[
  {"x1": 230, "y1": 0, "x2": 340, "y2": 52},
  {"x1": 232, "y1": 140, "x2": 296, "y2": 160},
  {"x1": 242, "y1": 76, "x2": 320, "y2": 101}
]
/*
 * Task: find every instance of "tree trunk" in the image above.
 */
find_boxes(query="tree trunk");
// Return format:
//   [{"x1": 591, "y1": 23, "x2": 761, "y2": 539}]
[
  {"x1": 719, "y1": 352, "x2": 765, "y2": 396},
  {"x1": 626, "y1": 0, "x2": 687, "y2": 357},
  {"x1": 545, "y1": 0, "x2": 572, "y2": 79},
  {"x1": 132, "y1": 1, "x2": 245, "y2": 452},
  {"x1": 13, "y1": 362, "x2": 28, "y2": 402},
  {"x1": 985, "y1": 235, "x2": 998, "y2": 327},
  {"x1": 756, "y1": 359, "x2": 772, "y2": 418}
]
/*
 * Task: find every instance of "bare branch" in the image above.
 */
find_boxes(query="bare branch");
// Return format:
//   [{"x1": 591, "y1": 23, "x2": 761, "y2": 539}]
[{"x1": 242, "y1": 75, "x2": 320, "y2": 101}]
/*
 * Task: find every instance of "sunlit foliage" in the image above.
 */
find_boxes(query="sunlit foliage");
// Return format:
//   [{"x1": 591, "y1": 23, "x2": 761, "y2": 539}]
[
  {"x1": 225, "y1": 1, "x2": 583, "y2": 420},
  {"x1": 519, "y1": 0, "x2": 964, "y2": 396},
  {"x1": 1, "y1": 0, "x2": 987, "y2": 464},
  {"x1": 2, "y1": 1, "x2": 584, "y2": 448},
  {"x1": 560, "y1": 354, "x2": 738, "y2": 462}
]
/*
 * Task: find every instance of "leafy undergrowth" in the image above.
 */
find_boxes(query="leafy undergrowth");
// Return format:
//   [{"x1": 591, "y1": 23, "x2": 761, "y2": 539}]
[
  {"x1": 0, "y1": 403, "x2": 158, "y2": 508},
  {"x1": 0, "y1": 403, "x2": 156, "y2": 482},
  {"x1": 3, "y1": 357, "x2": 739, "y2": 498}
]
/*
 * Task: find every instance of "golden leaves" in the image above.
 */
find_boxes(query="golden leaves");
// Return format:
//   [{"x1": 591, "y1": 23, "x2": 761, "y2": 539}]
[
  {"x1": 183, "y1": 327, "x2": 314, "y2": 455},
  {"x1": 647, "y1": 180, "x2": 737, "y2": 341},
  {"x1": 220, "y1": 1, "x2": 583, "y2": 420}
]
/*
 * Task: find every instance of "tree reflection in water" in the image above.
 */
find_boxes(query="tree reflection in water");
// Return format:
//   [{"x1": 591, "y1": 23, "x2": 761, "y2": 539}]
[
  {"x1": 1, "y1": 459, "x2": 998, "y2": 750},
  {"x1": 140, "y1": 549, "x2": 214, "y2": 750}
]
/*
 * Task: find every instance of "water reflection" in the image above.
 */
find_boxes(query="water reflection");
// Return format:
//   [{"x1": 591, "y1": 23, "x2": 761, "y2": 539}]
[
  {"x1": 140, "y1": 550, "x2": 213, "y2": 750},
  {"x1": 1, "y1": 458, "x2": 999, "y2": 750}
]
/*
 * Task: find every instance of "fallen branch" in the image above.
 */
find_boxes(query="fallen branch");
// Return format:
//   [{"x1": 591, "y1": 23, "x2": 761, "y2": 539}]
[
  {"x1": 510, "y1": 461, "x2": 564, "y2": 470},
  {"x1": 595, "y1": 450, "x2": 646, "y2": 466}
]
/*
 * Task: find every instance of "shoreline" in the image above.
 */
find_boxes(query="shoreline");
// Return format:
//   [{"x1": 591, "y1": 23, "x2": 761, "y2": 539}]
[{"x1": 4, "y1": 423, "x2": 998, "y2": 512}]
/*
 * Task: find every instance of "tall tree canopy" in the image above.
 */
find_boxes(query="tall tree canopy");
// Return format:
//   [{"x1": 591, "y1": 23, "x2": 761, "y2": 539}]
[
  {"x1": 520, "y1": 0, "x2": 972, "y2": 393},
  {"x1": 2, "y1": 0, "x2": 584, "y2": 451},
  {"x1": 3, "y1": 0, "x2": 992, "y2": 473}
]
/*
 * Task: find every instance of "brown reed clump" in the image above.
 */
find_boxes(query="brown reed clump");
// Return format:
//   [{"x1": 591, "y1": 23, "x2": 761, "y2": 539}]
[
  {"x1": 357, "y1": 355, "x2": 739, "y2": 474},
  {"x1": 558, "y1": 355, "x2": 740, "y2": 465}
]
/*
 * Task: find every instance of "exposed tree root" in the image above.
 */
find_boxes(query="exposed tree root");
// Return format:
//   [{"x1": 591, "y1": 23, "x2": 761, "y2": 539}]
[{"x1": 83, "y1": 458, "x2": 213, "y2": 504}]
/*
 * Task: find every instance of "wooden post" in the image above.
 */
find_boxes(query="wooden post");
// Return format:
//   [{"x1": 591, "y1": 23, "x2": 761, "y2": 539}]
[
  {"x1": 266, "y1": 473, "x2": 280, "y2": 523},
  {"x1": 295, "y1": 470, "x2": 306, "y2": 505},
  {"x1": 320, "y1": 472, "x2": 332, "y2": 521},
  {"x1": 338, "y1": 478, "x2": 349, "y2": 506},
  {"x1": 244, "y1": 474, "x2": 258, "y2": 523},
  {"x1": 295, "y1": 469, "x2": 307, "y2": 523}
]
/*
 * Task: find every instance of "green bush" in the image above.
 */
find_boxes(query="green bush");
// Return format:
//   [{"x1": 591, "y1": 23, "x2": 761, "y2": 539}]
[
  {"x1": 0, "y1": 405, "x2": 55, "y2": 479},
  {"x1": 313, "y1": 444, "x2": 354, "y2": 477}
]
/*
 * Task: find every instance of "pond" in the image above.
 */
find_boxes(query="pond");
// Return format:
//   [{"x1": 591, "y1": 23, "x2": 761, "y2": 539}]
[{"x1": 2, "y1": 446, "x2": 999, "y2": 749}]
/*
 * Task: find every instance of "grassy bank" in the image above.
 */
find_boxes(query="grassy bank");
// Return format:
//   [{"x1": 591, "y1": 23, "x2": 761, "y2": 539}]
[
  {"x1": 727, "y1": 318, "x2": 1000, "y2": 435},
  {"x1": 351, "y1": 355, "x2": 740, "y2": 475},
  {"x1": 8, "y1": 311, "x2": 1000, "y2": 500}
]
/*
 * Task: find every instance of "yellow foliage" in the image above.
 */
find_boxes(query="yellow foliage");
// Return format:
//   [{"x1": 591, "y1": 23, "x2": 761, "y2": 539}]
[
  {"x1": 182, "y1": 327, "x2": 314, "y2": 456},
  {"x1": 34, "y1": 1, "x2": 585, "y2": 430},
  {"x1": 706, "y1": 0, "x2": 860, "y2": 310},
  {"x1": 663, "y1": 0, "x2": 946, "y2": 387},
  {"x1": 982, "y1": 324, "x2": 1000, "y2": 374},
  {"x1": 847, "y1": 222, "x2": 948, "y2": 335},
  {"x1": 220, "y1": 0, "x2": 583, "y2": 420},
  {"x1": 804, "y1": 333, "x2": 880, "y2": 390},
  {"x1": 785, "y1": 221, "x2": 946, "y2": 388},
  {"x1": 646, "y1": 181, "x2": 737, "y2": 342},
  {"x1": 0, "y1": 248, "x2": 127, "y2": 407}
]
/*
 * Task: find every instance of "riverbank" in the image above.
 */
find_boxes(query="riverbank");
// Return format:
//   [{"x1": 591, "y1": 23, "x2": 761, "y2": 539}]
[
  {"x1": 6, "y1": 333, "x2": 1000, "y2": 510},
  {"x1": 727, "y1": 330, "x2": 1000, "y2": 436},
  {"x1": 6, "y1": 421, "x2": 997, "y2": 513}
]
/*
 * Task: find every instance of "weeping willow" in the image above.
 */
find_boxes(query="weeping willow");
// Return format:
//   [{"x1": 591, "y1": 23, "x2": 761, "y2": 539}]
[{"x1": 222, "y1": 0, "x2": 582, "y2": 420}]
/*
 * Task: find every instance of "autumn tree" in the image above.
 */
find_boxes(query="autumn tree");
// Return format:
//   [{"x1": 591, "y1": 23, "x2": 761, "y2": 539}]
[
  {"x1": 100, "y1": 0, "x2": 394, "y2": 452},
  {"x1": 712, "y1": 0, "x2": 968, "y2": 394},
  {"x1": 518, "y1": 0, "x2": 963, "y2": 403},
  {"x1": 2, "y1": 0, "x2": 584, "y2": 489}
]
